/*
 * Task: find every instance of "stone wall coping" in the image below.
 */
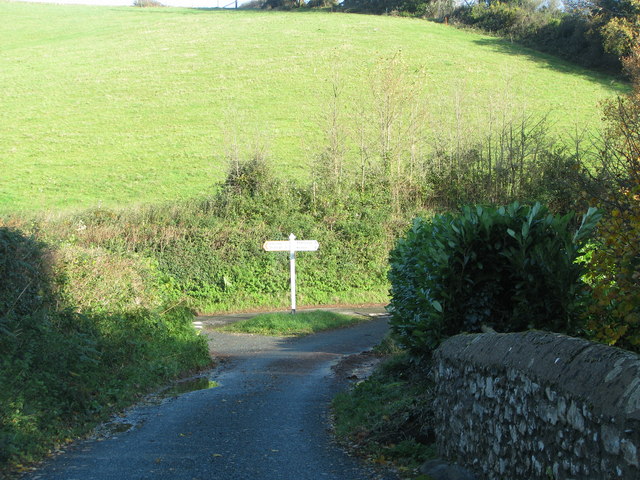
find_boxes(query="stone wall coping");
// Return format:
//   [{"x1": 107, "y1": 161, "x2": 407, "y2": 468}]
[{"x1": 434, "y1": 331, "x2": 640, "y2": 423}]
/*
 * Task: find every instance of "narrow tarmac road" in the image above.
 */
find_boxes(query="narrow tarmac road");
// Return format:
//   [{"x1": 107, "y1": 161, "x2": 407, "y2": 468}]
[{"x1": 24, "y1": 314, "x2": 398, "y2": 480}]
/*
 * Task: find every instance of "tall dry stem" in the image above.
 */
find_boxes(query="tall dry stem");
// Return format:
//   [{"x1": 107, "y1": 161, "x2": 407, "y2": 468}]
[
  {"x1": 367, "y1": 53, "x2": 429, "y2": 212},
  {"x1": 312, "y1": 73, "x2": 349, "y2": 198}
]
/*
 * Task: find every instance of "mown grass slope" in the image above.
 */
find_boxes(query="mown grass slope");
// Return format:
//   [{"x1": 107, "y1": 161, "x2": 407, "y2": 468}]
[{"x1": 0, "y1": 2, "x2": 627, "y2": 213}]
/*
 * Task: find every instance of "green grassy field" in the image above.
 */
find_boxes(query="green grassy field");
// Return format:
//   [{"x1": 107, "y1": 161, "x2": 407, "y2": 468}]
[{"x1": 0, "y1": 2, "x2": 627, "y2": 214}]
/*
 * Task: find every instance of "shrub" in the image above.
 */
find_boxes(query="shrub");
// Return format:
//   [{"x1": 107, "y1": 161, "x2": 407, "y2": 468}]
[
  {"x1": 223, "y1": 152, "x2": 274, "y2": 197},
  {"x1": 419, "y1": 114, "x2": 592, "y2": 214},
  {"x1": 72, "y1": 156, "x2": 398, "y2": 313},
  {"x1": 388, "y1": 202, "x2": 600, "y2": 357},
  {"x1": 583, "y1": 60, "x2": 640, "y2": 351},
  {"x1": 52, "y1": 245, "x2": 163, "y2": 313},
  {"x1": 0, "y1": 227, "x2": 50, "y2": 321},
  {"x1": 585, "y1": 187, "x2": 640, "y2": 350},
  {"x1": 133, "y1": 0, "x2": 164, "y2": 6},
  {"x1": 451, "y1": 4, "x2": 620, "y2": 72}
]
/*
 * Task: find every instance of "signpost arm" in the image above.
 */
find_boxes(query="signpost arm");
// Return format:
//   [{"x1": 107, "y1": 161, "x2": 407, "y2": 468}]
[
  {"x1": 263, "y1": 234, "x2": 317, "y2": 315},
  {"x1": 289, "y1": 233, "x2": 296, "y2": 314}
]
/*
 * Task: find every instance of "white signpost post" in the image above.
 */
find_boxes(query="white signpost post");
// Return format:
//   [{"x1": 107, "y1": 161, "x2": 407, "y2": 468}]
[{"x1": 263, "y1": 233, "x2": 319, "y2": 314}]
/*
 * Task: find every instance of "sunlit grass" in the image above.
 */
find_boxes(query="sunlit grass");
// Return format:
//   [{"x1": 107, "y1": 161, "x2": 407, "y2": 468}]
[
  {"x1": 218, "y1": 310, "x2": 366, "y2": 336},
  {"x1": 0, "y1": 2, "x2": 627, "y2": 214}
]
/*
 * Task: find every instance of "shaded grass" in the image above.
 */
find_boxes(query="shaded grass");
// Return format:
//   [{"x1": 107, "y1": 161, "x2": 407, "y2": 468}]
[
  {"x1": 0, "y1": 223, "x2": 211, "y2": 474},
  {"x1": 0, "y1": 3, "x2": 627, "y2": 214},
  {"x1": 218, "y1": 310, "x2": 367, "y2": 336},
  {"x1": 332, "y1": 352, "x2": 436, "y2": 475},
  {"x1": 0, "y1": 307, "x2": 211, "y2": 474}
]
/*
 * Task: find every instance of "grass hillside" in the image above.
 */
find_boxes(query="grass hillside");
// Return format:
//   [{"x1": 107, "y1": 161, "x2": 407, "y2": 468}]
[{"x1": 0, "y1": 2, "x2": 627, "y2": 214}]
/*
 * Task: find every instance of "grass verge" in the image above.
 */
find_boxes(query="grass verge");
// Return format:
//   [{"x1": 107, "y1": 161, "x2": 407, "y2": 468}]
[
  {"x1": 194, "y1": 287, "x2": 391, "y2": 316},
  {"x1": 332, "y1": 350, "x2": 437, "y2": 477},
  {"x1": 0, "y1": 307, "x2": 212, "y2": 476},
  {"x1": 218, "y1": 310, "x2": 367, "y2": 336}
]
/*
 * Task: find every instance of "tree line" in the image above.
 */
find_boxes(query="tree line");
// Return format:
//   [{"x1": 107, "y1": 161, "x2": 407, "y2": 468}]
[{"x1": 255, "y1": 0, "x2": 640, "y2": 75}]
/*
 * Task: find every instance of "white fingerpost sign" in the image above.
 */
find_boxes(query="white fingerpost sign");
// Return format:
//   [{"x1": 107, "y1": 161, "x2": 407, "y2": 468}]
[{"x1": 263, "y1": 233, "x2": 319, "y2": 314}]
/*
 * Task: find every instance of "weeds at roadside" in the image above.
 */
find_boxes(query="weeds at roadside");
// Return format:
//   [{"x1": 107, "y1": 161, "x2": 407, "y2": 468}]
[{"x1": 332, "y1": 348, "x2": 437, "y2": 477}]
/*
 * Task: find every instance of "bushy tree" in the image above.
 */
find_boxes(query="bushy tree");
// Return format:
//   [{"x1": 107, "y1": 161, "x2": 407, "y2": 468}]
[
  {"x1": 584, "y1": 49, "x2": 640, "y2": 351},
  {"x1": 451, "y1": 1, "x2": 620, "y2": 71},
  {"x1": 585, "y1": 186, "x2": 640, "y2": 350},
  {"x1": 567, "y1": 0, "x2": 640, "y2": 57}
]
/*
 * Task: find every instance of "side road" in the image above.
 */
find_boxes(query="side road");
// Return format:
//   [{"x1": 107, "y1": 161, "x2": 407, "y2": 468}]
[{"x1": 23, "y1": 312, "x2": 397, "y2": 480}]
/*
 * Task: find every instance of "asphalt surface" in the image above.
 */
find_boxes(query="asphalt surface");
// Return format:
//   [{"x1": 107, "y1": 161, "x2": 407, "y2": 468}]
[{"x1": 23, "y1": 310, "x2": 398, "y2": 480}]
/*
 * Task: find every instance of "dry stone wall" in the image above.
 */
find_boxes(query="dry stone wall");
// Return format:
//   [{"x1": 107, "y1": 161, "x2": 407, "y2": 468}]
[{"x1": 432, "y1": 331, "x2": 640, "y2": 479}]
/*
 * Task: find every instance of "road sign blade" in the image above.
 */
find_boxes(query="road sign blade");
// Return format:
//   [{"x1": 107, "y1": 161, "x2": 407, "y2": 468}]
[
  {"x1": 292, "y1": 240, "x2": 319, "y2": 251},
  {"x1": 263, "y1": 239, "x2": 319, "y2": 252},
  {"x1": 262, "y1": 235, "x2": 319, "y2": 314},
  {"x1": 263, "y1": 241, "x2": 290, "y2": 251}
]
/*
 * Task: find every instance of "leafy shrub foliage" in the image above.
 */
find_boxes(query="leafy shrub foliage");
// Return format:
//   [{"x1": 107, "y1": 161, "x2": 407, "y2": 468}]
[
  {"x1": 133, "y1": 0, "x2": 164, "y2": 7},
  {"x1": 340, "y1": 0, "x2": 454, "y2": 17},
  {"x1": 223, "y1": 152, "x2": 274, "y2": 197},
  {"x1": 583, "y1": 60, "x2": 640, "y2": 351},
  {"x1": 422, "y1": 120, "x2": 590, "y2": 213},
  {"x1": 0, "y1": 228, "x2": 50, "y2": 323},
  {"x1": 388, "y1": 202, "x2": 601, "y2": 357},
  {"x1": 0, "y1": 227, "x2": 209, "y2": 471},
  {"x1": 585, "y1": 190, "x2": 640, "y2": 350},
  {"x1": 36, "y1": 157, "x2": 398, "y2": 314}
]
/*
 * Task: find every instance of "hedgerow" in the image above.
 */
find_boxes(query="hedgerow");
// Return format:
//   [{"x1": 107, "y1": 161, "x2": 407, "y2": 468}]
[
  {"x1": 450, "y1": 3, "x2": 619, "y2": 73},
  {"x1": 0, "y1": 227, "x2": 210, "y2": 471}
]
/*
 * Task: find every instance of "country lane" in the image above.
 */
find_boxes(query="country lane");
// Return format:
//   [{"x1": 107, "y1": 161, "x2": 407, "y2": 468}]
[{"x1": 22, "y1": 315, "x2": 398, "y2": 480}]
